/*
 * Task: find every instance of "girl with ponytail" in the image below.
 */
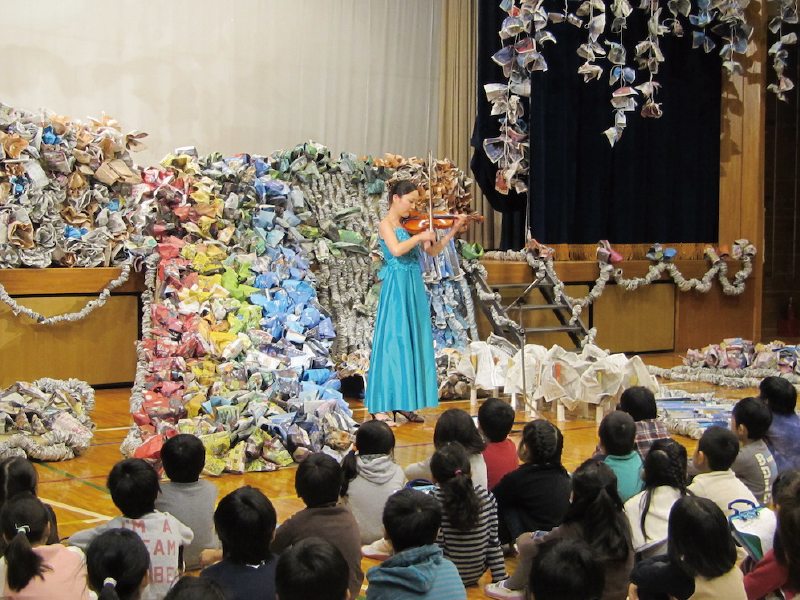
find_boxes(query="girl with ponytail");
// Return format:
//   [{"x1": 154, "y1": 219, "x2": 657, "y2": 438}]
[
  {"x1": 624, "y1": 437, "x2": 690, "y2": 559},
  {"x1": 0, "y1": 493, "x2": 90, "y2": 599},
  {"x1": 340, "y1": 420, "x2": 405, "y2": 544},
  {"x1": 486, "y1": 458, "x2": 633, "y2": 600},
  {"x1": 430, "y1": 442, "x2": 507, "y2": 586},
  {"x1": 86, "y1": 529, "x2": 150, "y2": 600},
  {"x1": 0, "y1": 457, "x2": 59, "y2": 553}
]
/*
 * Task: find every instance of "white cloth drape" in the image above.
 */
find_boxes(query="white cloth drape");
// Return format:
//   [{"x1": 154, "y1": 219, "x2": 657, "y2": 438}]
[{"x1": 2, "y1": 0, "x2": 442, "y2": 166}]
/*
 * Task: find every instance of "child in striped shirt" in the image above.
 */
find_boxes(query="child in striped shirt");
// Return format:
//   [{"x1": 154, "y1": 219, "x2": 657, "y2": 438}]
[{"x1": 430, "y1": 442, "x2": 507, "y2": 586}]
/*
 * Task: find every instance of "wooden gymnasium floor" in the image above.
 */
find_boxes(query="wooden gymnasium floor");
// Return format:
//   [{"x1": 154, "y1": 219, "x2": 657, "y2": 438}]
[{"x1": 34, "y1": 353, "x2": 759, "y2": 600}]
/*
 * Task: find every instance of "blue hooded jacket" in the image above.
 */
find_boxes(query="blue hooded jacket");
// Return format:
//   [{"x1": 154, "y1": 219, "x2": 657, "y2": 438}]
[{"x1": 365, "y1": 544, "x2": 466, "y2": 600}]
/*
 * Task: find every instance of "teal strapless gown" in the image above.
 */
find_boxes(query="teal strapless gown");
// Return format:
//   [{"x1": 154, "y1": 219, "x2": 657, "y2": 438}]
[{"x1": 365, "y1": 228, "x2": 438, "y2": 413}]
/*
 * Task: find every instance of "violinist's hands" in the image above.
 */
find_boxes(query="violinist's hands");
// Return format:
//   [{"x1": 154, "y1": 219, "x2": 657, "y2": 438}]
[
  {"x1": 454, "y1": 213, "x2": 469, "y2": 233},
  {"x1": 416, "y1": 230, "x2": 437, "y2": 244}
]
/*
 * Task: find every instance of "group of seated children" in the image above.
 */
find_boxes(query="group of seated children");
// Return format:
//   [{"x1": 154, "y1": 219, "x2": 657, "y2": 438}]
[{"x1": 1, "y1": 375, "x2": 799, "y2": 600}]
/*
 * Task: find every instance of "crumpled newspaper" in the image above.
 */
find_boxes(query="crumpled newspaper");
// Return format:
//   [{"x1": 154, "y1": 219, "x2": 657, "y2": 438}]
[
  {"x1": 0, "y1": 103, "x2": 153, "y2": 269},
  {"x1": 0, "y1": 378, "x2": 95, "y2": 461}
]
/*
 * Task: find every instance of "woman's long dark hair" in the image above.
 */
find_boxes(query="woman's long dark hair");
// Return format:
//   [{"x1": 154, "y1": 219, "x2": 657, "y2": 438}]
[
  {"x1": 637, "y1": 438, "x2": 689, "y2": 541},
  {"x1": 340, "y1": 420, "x2": 395, "y2": 497},
  {"x1": 433, "y1": 409, "x2": 487, "y2": 454},
  {"x1": 430, "y1": 442, "x2": 480, "y2": 531},
  {"x1": 388, "y1": 179, "x2": 417, "y2": 202},
  {"x1": 0, "y1": 493, "x2": 51, "y2": 591},
  {"x1": 565, "y1": 459, "x2": 631, "y2": 563}
]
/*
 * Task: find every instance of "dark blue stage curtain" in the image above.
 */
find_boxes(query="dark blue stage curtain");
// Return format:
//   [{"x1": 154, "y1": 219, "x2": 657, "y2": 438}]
[{"x1": 471, "y1": 0, "x2": 721, "y2": 248}]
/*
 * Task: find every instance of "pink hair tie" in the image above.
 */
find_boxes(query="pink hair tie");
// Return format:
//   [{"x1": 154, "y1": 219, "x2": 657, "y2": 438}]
[{"x1": 454, "y1": 469, "x2": 462, "y2": 475}]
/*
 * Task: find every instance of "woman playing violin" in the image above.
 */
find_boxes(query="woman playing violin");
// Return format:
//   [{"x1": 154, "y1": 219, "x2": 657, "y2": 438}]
[{"x1": 365, "y1": 179, "x2": 467, "y2": 425}]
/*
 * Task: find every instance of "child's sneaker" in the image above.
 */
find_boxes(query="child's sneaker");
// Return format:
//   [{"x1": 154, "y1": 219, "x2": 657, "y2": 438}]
[
  {"x1": 485, "y1": 580, "x2": 524, "y2": 599},
  {"x1": 361, "y1": 537, "x2": 392, "y2": 560}
]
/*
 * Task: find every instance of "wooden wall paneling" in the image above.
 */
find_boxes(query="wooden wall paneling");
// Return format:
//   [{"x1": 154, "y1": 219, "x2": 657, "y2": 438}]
[
  {"x1": 0, "y1": 267, "x2": 146, "y2": 295},
  {"x1": 593, "y1": 283, "x2": 675, "y2": 353},
  {"x1": 0, "y1": 295, "x2": 139, "y2": 387}
]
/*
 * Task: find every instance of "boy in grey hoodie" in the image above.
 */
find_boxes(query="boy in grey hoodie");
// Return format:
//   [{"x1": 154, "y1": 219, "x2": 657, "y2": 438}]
[{"x1": 366, "y1": 489, "x2": 466, "y2": 600}]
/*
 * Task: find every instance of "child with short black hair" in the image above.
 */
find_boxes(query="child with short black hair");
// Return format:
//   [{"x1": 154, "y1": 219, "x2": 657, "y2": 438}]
[
  {"x1": 156, "y1": 433, "x2": 220, "y2": 569},
  {"x1": 599, "y1": 411, "x2": 644, "y2": 502},
  {"x1": 527, "y1": 538, "x2": 605, "y2": 600},
  {"x1": 69, "y1": 458, "x2": 193, "y2": 600},
  {"x1": 271, "y1": 453, "x2": 363, "y2": 600},
  {"x1": 201, "y1": 486, "x2": 277, "y2": 600},
  {"x1": 630, "y1": 496, "x2": 746, "y2": 600},
  {"x1": 0, "y1": 493, "x2": 90, "y2": 599},
  {"x1": 86, "y1": 529, "x2": 150, "y2": 600},
  {"x1": 491, "y1": 419, "x2": 571, "y2": 544},
  {"x1": 430, "y1": 442, "x2": 507, "y2": 586},
  {"x1": 276, "y1": 537, "x2": 350, "y2": 600},
  {"x1": 731, "y1": 397, "x2": 778, "y2": 505},
  {"x1": 478, "y1": 398, "x2": 519, "y2": 490},
  {"x1": 688, "y1": 425, "x2": 758, "y2": 517},
  {"x1": 619, "y1": 386, "x2": 671, "y2": 458},
  {"x1": 366, "y1": 488, "x2": 466, "y2": 600},
  {"x1": 760, "y1": 376, "x2": 800, "y2": 472},
  {"x1": 340, "y1": 420, "x2": 405, "y2": 544}
]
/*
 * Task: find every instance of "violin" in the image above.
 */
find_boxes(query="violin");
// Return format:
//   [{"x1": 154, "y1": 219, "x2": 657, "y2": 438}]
[{"x1": 401, "y1": 210, "x2": 485, "y2": 235}]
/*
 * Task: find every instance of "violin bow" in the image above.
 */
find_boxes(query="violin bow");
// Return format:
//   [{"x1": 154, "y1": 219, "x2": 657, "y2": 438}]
[{"x1": 427, "y1": 150, "x2": 434, "y2": 234}]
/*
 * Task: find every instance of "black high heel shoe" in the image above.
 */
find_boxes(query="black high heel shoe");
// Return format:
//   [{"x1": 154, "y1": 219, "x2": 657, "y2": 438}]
[{"x1": 392, "y1": 410, "x2": 424, "y2": 423}]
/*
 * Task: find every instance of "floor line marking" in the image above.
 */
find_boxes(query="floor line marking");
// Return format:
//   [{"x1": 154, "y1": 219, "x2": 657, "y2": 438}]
[
  {"x1": 38, "y1": 463, "x2": 109, "y2": 494},
  {"x1": 39, "y1": 498, "x2": 112, "y2": 521},
  {"x1": 38, "y1": 475, "x2": 107, "y2": 484},
  {"x1": 58, "y1": 519, "x2": 108, "y2": 526}
]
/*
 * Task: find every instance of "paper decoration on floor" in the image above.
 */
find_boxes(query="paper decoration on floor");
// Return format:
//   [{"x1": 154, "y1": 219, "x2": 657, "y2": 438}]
[{"x1": 0, "y1": 378, "x2": 95, "y2": 461}]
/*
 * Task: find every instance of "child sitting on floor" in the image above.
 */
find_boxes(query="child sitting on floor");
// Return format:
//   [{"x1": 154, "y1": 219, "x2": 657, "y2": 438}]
[
  {"x1": 271, "y1": 452, "x2": 363, "y2": 600},
  {"x1": 430, "y1": 442, "x2": 507, "y2": 586},
  {"x1": 86, "y1": 529, "x2": 150, "y2": 600},
  {"x1": 340, "y1": 420, "x2": 405, "y2": 544},
  {"x1": 759, "y1": 376, "x2": 800, "y2": 472},
  {"x1": 0, "y1": 493, "x2": 91, "y2": 600},
  {"x1": 491, "y1": 419, "x2": 571, "y2": 545},
  {"x1": 731, "y1": 397, "x2": 778, "y2": 506},
  {"x1": 0, "y1": 456, "x2": 59, "y2": 553},
  {"x1": 742, "y1": 469, "x2": 800, "y2": 600},
  {"x1": 478, "y1": 398, "x2": 518, "y2": 491},
  {"x1": 276, "y1": 538, "x2": 351, "y2": 600},
  {"x1": 69, "y1": 458, "x2": 193, "y2": 600},
  {"x1": 201, "y1": 486, "x2": 278, "y2": 600},
  {"x1": 624, "y1": 438, "x2": 690, "y2": 559},
  {"x1": 404, "y1": 408, "x2": 488, "y2": 488},
  {"x1": 487, "y1": 459, "x2": 633, "y2": 600},
  {"x1": 155, "y1": 433, "x2": 220, "y2": 569},
  {"x1": 365, "y1": 488, "x2": 467, "y2": 600},
  {"x1": 619, "y1": 387, "x2": 671, "y2": 459},
  {"x1": 630, "y1": 496, "x2": 746, "y2": 600},
  {"x1": 688, "y1": 425, "x2": 758, "y2": 517},
  {"x1": 599, "y1": 411, "x2": 644, "y2": 502}
]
